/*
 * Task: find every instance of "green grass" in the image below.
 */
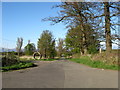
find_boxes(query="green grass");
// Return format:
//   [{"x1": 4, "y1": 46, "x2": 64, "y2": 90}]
[
  {"x1": 1, "y1": 62, "x2": 35, "y2": 72},
  {"x1": 69, "y1": 56, "x2": 119, "y2": 70}
]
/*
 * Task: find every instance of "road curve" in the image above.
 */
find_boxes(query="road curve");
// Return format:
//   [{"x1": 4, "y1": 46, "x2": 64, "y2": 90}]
[{"x1": 2, "y1": 60, "x2": 118, "y2": 88}]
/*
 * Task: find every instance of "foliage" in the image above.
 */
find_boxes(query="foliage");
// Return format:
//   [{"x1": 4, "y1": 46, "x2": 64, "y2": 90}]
[
  {"x1": 1, "y1": 51, "x2": 18, "y2": 56},
  {"x1": 91, "y1": 50, "x2": 119, "y2": 66},
  {"x1": 43, "y1": 2, "x2": 95, "y2": 54},
  {"x1": 65, "y1": 26, "x2": 82, "y2": 54},
  {"x1": 1, "y1": 53, "x2": 35, "y2": 72},
  {"x1": 43, "y1": 2, "x2": 119, "y2": 54},
  {"x1": 56, "y1": 38, "x2": 65, "y2": 57},
  {"x1": 37, "y1": 30, "x2": 56, "y2": 58},
  {"x1": 1, "y1": 62, "x2": 35, "y2": 72},
  {"x1": 2, "y1": 53, "x2": 19, "y2": 67},
  {"x1": 69, "y1": 56, "x2": 119, "y2": 70},
  {"x1": 87, "y1": 45, "x2": 98, "y2": 54},
  {"x1": 24, "y1": 43, "x2": 36, "y2": 55},
  {"x1": 65, "y1": 25, "x2": 100, "y2": 55}
]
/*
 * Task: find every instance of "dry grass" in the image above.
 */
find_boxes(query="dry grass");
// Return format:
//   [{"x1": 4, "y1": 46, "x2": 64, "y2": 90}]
[{"x1": 91, "y1": 50, "x2": 119, "y2": 65}]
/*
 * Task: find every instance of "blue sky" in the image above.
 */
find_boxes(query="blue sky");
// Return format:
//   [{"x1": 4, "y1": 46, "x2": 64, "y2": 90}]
[
  {"x1": 2, "y1": 2, "x2": 119, "y2": 49},
  {"x1": 2, "y1": 2, "x2": 67, "y2": 49}
]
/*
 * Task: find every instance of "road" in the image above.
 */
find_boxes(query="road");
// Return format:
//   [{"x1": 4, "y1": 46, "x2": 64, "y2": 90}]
[{"x1": 2, "y1": 60, "x2": 118, "y2": 88}]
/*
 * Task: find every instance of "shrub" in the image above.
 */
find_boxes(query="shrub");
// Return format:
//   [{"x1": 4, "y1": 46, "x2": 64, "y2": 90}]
[
  {"x1": 2, "y1": 53, "x2": 19, "y2": 67},
  {"x1": 1, "y1": 62, "x2": 35, "y2": 72},
  {"x1": 88, "y1": 45, "x2": 98, "y2": 54},
  {"x1": 91, "y1": 51, "x2": 119, "y2": 65}
]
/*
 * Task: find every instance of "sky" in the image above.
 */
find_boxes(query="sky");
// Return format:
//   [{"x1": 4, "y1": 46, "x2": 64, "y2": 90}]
[
  {"x1": 2, "y1": 2, "x2": 67, "y2": 49},
  {"x1": 2, "y1": 2, "x2": 119, "y2": 49}
]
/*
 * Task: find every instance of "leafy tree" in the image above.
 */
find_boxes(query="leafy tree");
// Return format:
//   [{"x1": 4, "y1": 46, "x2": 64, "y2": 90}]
[
  {"x1": 65, "y1": 24, "x2": 99, "y2": 55},
  {"x1": 24, "y1": 41, "x2": 36, "y2": 55},
  {"x1": 56, "y1": 38, "x2": 65, "y2": 57},
  {"x1": 43, "y1": 2, "x2": 96, "y2": 54},
  {"x1": 16, "y1": 37, "x2": 23, "y2": 56},
  {"x1": 49, "y1": 39, "x2": 56, "y2": 58},
  {"x1": 37, "y1": 30, "x2": 56, "y2": 58},
  {"x1": 65, "y1": 26, "x2": 82, "y2": 54},
  {"x1": 43, "y1": 2, "x2": 119, "y2": 54}
]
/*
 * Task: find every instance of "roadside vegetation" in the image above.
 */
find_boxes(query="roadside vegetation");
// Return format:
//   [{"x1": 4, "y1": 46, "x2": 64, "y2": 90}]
[
  {"x1": 69, "y1": 55, "x2": 119, "y2": 70},
  {"x1": 41, "y1": 2, "x2": 119, "y2": 70},
  {"x1": 1, "y1": 53, "x2": 36, "y2": 72},
  {"x1": 1, "y1": 2, "x2": 119, "y2": 71}
]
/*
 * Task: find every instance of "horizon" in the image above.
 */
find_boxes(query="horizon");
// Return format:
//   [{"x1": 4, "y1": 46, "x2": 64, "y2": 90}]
[
  {"x1": 2, "y1": 2, "x2": 67, "y2": 49},
  {"x1": 2, "y1": 2, "x2": 119, "y2": 50}
]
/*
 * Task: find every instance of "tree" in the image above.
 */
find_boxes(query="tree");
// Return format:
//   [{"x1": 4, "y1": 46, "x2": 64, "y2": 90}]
[
  {"x1": 16, "y1": 37, "x2": 23, "y2": 56},
  {"x1": 103, "y1": 2, "x2": 120, "y2": 52},
  {"x1": 24, "y1": 40, "x2": 36, "y2": 55},
  {"x1": 37, "y1": 30, "x2": 56, "y2": 58},
  {"x1": 91, "y1": 2, "x2": 120, "y2": 52},
  {"x1": 49, "y1": 39, "x2": 56, "y2": 58},
  {"x1": 43, "y1": 2, "x2": 95, "y2": 55},
  {"x1": 43, "y1": 2, "x2": 119, "y2": 53},
  {"x1": 56, "y1": 38, "x2": 65, "y2": 57},
  {"x1": 65, "y1": 26, "x2": 82, "y2": 54},
  {"x1": 65, "y1": 24, "x2": 99, "y2": 55}
]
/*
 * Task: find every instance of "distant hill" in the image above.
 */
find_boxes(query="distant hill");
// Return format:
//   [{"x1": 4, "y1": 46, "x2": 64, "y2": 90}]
[{"x1": 0, "y1": 48, "x2": 16, "y2": 52}]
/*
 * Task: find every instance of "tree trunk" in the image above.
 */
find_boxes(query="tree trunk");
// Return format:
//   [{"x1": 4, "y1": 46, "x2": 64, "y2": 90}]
[
  {"x1": 80, "y1": 24, "x2": 87, "y2": 55},
  {"x1": 18, "y1": 52, "x2": 20, "y2": 57},
  {"x1": 44, "y1": 48, "x2": 47, "y2": 58},
  {"x1": 104, "y1": 2, "x2": 112, "y2": 52},
  {"x1": 18, "y1": 50, "x2": 20, "y2": 57},
  {"x1": 78, "y1": 10, "x2": 87, "y2": 55}
]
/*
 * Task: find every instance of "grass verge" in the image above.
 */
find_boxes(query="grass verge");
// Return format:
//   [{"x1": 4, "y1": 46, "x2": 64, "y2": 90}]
[
  {"x1": 69, "y1": 56, "x2": 119, "y2": 70},
  {"x1": 1, "y1": 62, "x2": 36, "y2": 72}
]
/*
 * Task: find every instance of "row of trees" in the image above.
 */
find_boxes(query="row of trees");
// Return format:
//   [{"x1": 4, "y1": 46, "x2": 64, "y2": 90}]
[
  {"x1": 37, "y1": 30, "x2": 71, "y2": 58},
  {"x1": 37, "y1": 29, "x2": 98, "y2": 59},
  {"x1": 16, "y1": 26, "x2": 109, "y2": 58},
  {"x1": 16, "y1": 38, "x2": 36, "y2": 56},
  {"x1": 43, "y1": 2, "x2": 119, "y2": 55},
  {"x1": 16, "y1": 2, "x2": 119, "y2": 58}
]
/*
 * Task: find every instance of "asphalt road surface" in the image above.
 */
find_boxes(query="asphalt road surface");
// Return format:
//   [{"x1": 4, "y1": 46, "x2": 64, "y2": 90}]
[{"x1": 2, "y1": 60, "x2": 118, "y2": 88}]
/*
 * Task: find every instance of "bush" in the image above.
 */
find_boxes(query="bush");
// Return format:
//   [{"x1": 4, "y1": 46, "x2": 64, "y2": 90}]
[
  {"x1": 2, "y1": 53, "x2": 19, "y2": 67},
  {"x1": 1, "y1": 62, "x2": 35, "y2": 72},
  {"x1": 0, "y1": 53, "x2": 36, "y2": 72},
  {"x1": 91, "y1": 51, "x2": 119, "y2": 65},
  {"x1": 88, "y1": 45, "x2": 98, "y2": 54}
]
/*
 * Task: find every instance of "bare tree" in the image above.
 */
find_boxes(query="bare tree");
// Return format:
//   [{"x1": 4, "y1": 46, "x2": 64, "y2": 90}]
[
  {"x1": 16, "y1": 37, "x2": 23, "y2": 56},
  {"x1": 92, "y1": 2, "x2": 120, "y2": 52},
  {"x1": 43, "y1": 2, "x2": 94, "y2": 55}
]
